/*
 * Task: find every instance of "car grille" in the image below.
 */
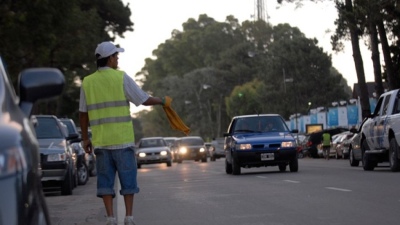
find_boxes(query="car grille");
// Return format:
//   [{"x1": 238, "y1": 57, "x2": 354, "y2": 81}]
[
  {"x1": 142, "y1": 152, "x2": 161, "y2": 156},
  {"x1": 252, "y1": 143, "x2": 281, "y2": 149}
]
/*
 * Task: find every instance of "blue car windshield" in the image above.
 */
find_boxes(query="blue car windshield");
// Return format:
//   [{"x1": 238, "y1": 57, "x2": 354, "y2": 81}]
[
  {"x1": 35, "y1": 118, "x2": 64, "y2": 139},
  {"x1": 233, "y1": 116, "x2": 289, "y2": 133}
]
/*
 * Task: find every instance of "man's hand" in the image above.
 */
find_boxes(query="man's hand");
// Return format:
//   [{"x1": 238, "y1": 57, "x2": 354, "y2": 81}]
[
  {"x1": 82, "y1": 139, "x2": 93, "y2": 153},
  {"x1": 162, "y1": 96, "x2": 172, "y2": 107}
]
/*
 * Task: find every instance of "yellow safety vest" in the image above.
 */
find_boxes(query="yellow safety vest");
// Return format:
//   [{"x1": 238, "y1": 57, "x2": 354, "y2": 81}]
[
  {"x1": 322, "y1": 133, "x2": 331, "y2": 147},
  {"x1": 82, "y1": 69, "x2": 134, "y2": 146}
]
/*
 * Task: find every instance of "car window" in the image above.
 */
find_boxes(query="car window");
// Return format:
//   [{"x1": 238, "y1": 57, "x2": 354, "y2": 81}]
[
  {"x1": 234, "y1": 116, "x2": 288, "y2": 133},
  {"x1": 61, "y1": 120, "x2": 75, "y2": 135},
  {"x1": 140, "y1": 139, "x2": 165, "y2": 148},
  {"x1": 35, "y1": 118, "x2": 64, "y2": 138},
  {"x1": 180, "y1": 138, "x2": 204, "y2": 145}
]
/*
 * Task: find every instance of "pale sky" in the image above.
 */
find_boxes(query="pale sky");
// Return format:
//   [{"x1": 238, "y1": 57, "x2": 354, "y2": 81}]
[{"x1": 116, "y1": 0, "x2": 374, "y2": 113}]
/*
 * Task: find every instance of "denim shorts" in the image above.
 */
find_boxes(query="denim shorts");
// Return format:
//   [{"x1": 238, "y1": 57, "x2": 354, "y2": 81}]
[{"x1": 94, "y1": 146, "x2": 140, "y2": 198}]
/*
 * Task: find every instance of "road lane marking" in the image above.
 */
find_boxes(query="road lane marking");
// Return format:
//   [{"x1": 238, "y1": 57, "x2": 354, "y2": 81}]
[
  {"x1": 256, "y1": 176, "x2": 268, "y2": 179},
  {"x1": 283, "y1": 180, "x2": 300, "y2": 183},
  {"x1": 325, "y1": 187, "x2": 352, "y2": 192}
]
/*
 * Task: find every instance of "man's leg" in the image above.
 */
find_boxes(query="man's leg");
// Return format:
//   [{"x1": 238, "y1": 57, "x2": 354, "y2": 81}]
[
  {"x1": 124, "y1": 194, "x2": 134, "y2": 216},
  {"x1": 103, "y1": 195, "x2": 114, "y2": 217}
]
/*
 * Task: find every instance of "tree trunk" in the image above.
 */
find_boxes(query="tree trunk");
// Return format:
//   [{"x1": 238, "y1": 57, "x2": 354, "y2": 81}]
[
  {"x1": 369, "y1": 21, "x2": 384, "y2": 98},
  {"x1": 345, "y1": 0, "x2": 371, "y2": 118},
  {"x1": 377, "y1": 20, "x2": 397, "y2": 90}
]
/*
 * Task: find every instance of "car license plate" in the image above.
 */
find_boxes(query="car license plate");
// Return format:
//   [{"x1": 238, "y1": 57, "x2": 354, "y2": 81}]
[{"x1": 261, "y1": 153, "x2": 274, "y2": 161}]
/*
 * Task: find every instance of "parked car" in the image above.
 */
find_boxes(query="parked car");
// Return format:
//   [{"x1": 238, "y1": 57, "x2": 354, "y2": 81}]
[
  {"x1": 294, "y1": 134, "x2": 306, "y2": 158},
  {"x1": 0, "y1": 56, "x2": 64, "y2": 225},
  {"x1": 76, "y1": 127, "x2": 96, "y2": 176},
  {"x1": 224, "y1": 114, "x2": 299, "y2": 175},
  {"x1": 174, "y1": 136, "x2": 208, "y2": 163},
  {"x1": 70, "y1": 142, "x2": 89, "y2": 185},
  {"x1": 348, "y1": 118, "x2": 368, "y2": 167},
  {"x1": 334, "y1": 132, "x2": 355, "y2": 159},
  {"x1": 34, "y1": 115, "x2": 78, "y2": 195},
  {"x1": 136, "y1": 137, "x2": 172, "y2": 168},
  {"x1": 304, "y1": 127, "x2": 349, "y2": 158},
  {"x1": 209, "y1": 137, "x2": 225, "y2": 161},
  {"x1": 61, "y1": 118, "x2": 96, "y2": 177}
]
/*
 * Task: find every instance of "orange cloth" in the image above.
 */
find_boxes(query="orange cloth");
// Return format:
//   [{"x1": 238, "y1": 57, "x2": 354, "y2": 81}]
[{"x1": 162, "y1": 97, "x2": 190, "y2": 135}]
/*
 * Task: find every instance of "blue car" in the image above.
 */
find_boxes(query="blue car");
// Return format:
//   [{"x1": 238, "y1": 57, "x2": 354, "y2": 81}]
[{"x1": 224, "y1": 114, "x2": 299, "y2": 175}]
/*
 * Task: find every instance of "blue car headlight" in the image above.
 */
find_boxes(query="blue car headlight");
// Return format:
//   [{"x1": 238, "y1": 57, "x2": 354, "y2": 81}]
[
  {"x1": 281, "y1": 141, "x2": 295, "y2": 148},
  {"x1": 235, "y1": 144, "x2": 252, "y2": 150}
]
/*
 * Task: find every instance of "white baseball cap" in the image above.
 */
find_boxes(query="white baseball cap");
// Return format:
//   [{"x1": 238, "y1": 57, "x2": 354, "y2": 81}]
[{"x1": 95, "y1": 42, "x2": 124, "y2": 59}]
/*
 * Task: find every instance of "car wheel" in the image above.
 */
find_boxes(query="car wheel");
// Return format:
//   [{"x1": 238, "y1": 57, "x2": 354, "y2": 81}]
[
  {"x1": 225, "y1": 159, "x2": 232, "y2": 174},
  {"x1": 61, "y1": 168, "x2": 73, "y2": 195},
  {"x1": 349, "y1": 149, "x2": 359, "y2": 167},
  {"x1": 389, "y1": 138, "x2": 400, "y2": 172},
  {"x1": 137, "y1": 163, "x2": 142, "y2": 169},
  {"x1": 361, "y1": 140, "x2": 374, "y2": 171},
  {"x1": 289, "y1": 157, "x2": 299, "y2": 172},
  {"x1": 278, "y1": 164, "x2": 287, "y2": 172},
  {"x1": 201, "y1": 157, "x2": 207, "y2": 163},
  {"x1": 77, "y1": 163, "x2": 89, "y2": 185},
  {"x1": 231, "y1": 157, "x2": 241, "y2": 175},
  {"x1": 167, "y1": 160, "x2": 172, "y2": 167}
]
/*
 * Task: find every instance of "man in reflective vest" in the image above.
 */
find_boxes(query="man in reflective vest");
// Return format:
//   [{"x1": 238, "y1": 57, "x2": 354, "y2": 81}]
[
  {"x1": 321, "y1": 131, "x2": 332, "y2": 160},
  {"x1": 79, "y1": 41, "x2": 170, "y2": 225}
]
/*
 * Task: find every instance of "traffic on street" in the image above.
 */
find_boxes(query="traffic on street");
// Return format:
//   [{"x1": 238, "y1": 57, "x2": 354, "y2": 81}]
[{"x1": 45, "y1": 157, "x2": 400, "y2": 225}]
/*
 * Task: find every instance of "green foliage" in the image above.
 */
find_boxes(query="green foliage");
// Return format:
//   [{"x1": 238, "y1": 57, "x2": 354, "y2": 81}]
[{"x1": 0, "y1": 0, "x2": 133, "y2": 116}]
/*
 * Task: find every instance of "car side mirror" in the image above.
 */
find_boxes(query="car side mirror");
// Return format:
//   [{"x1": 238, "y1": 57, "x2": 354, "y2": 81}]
[{"x1": 18, "y1": 68, "x2": 65, "y2": 117}]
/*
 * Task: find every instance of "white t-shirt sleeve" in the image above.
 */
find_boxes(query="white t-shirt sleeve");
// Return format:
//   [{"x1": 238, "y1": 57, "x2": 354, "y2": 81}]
[
  {"x1": 123, "y1": 73, "x2": 150, "y2": 106},
  {"x1": 79, "y1": 87, "x2": 87, "y2": 112}
]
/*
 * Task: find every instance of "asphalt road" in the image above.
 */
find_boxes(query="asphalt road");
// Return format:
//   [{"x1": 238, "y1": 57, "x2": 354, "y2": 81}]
[{"x1": 45, "y1": 157, "x2": 400, "y2": 225}]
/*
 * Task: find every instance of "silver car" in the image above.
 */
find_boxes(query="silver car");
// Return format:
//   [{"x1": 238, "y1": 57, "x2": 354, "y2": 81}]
[{"x1": 136, "y1": 137, "x2": 172, "y2": 168}]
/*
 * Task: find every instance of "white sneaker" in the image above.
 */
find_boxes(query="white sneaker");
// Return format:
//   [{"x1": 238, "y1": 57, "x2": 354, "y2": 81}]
[
  {"x1": 124, "y1": 216, "x2": 136, "y2": 225},
  {"x1": 106, "y1": 217, "x2": 117, "y2": 225}
]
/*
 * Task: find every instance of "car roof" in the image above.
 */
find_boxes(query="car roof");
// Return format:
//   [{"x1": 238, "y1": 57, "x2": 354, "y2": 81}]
[
  {"x1": 140, "y1": 137, "x2": 164, "y2": 140},
  {"x1": 232, "y1": 114, "x2": 281, "y2": 119}
]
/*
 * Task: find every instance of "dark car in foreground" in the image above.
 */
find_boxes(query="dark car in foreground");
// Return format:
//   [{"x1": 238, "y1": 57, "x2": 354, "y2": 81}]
[
  {"x1": 224, "y1": 114, "x2": 299, "y2": 175},
  {"x1": 0, "y1": 56, "x2": 64, "y2": 225},
  {"x1": 34, "y1": 115, "x2": 78, "y2": 195},
  {"x1": 174, "y1": 136, "x2": 208, "y2": 163},
  {"x1": 136, "y1": 137, "x2": 172, "y2": 168}
]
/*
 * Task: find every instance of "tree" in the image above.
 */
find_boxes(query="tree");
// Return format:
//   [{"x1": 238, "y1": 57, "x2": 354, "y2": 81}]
[{"x1": 0, "y1": 0, "x2": 133, "y2": 119}]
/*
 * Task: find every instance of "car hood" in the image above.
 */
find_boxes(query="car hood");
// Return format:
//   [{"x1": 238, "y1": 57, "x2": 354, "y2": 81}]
[
  {"x1": 136, "y1": 146, "x2": 170, "y2": 153},
  {"x1": 38, "y1": 138, "x2": 67, "y2": 152},
  {"x1": 232, "y1": 132, "x2": 295, "y2": 144}
]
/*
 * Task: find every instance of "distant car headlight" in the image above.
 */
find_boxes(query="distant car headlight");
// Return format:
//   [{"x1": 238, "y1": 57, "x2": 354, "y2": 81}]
[
  {"x1": 235, "y1": 144, "x2": 252, "y2": 150},
  {"x1": 199, "y1": 147, "x2": 205, "y2": 152},
  {"x1": 47, "y1": 153, "x2": 67, "y2": 162},
  {"x1": 179, "y1": 147, "x2": 187, "y2": 154},
  {"x1": 160, "y1": 150, "x2": 168, "y2": 156},
  {"x1": 281, "y1": 141, "x2": 295, "y2": 148},
  {"x1": 138, "y1": 152, "x2": 146, "y2": 157}
]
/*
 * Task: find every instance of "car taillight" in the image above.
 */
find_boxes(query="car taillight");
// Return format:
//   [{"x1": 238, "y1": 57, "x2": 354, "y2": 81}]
[{"x1": 306, "y1": 141, "x2": 312, "y2": 147}]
